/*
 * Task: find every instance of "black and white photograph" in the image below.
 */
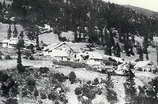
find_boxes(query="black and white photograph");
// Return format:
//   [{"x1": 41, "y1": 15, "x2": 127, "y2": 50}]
[{"x1": 1, "y1": 0, "x2": 158, "y2": 104}]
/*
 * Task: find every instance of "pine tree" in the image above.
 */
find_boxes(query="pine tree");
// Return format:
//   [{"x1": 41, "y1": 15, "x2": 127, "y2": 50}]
[
  {"x1": 16, "y1": 31, "x2": 25, "y2": 73},
  {"x1": 0, "y1": 2, "x2": 2, "y2": 16},
  {"x1": 2, "y1": 0, "x2": 6, "y2": 10},
  {"x1": 35, "y1": 32, "x2": 40, "y2": 50},
  {"x1": 16, "y1": 39, "x2": 24, "y2": 73},
  {"x1": 114, "y1": 43, "x2": 121, "y2": 57},
  {"x1": 7, "y1": 24, "x2": 12, "y2": 39},
  {"x1": 137, "y1": 45, "x2": 144, "y2": 61},
  {"x1": 19, "y1": 31, "x2": 24, "y2": 40},
  {"x1": 13, "y1": 24, "x2": 18, "y2": 38},
  {"x1": 143, "y1": 36, "x2": 149, "y2": 60}
]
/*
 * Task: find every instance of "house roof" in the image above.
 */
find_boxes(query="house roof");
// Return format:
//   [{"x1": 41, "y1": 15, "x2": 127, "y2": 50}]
[
  {"x1": 43, "y1": 42, "x2": 74, "y2": 52},
  {"x1": 1, "y1": 38, "x2": 35, "y2": 46},
  {"x1": 134, "y1": 61, "x2": 153, "y2": 68},
  {"x1": 2, "y1": 39, "x2": 10, "y2": 43},
  {"x1": 52, "y1": 50, "x2": 69, "y2": 57},
  {"x1": 88, "y1": 52, "x2": 103, "y2": 60},
  {"x1": 2, "y1": 38, "x2": 18, "y2": 44}
]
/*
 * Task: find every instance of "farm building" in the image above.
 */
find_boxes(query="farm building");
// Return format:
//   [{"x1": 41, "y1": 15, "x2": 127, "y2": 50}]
[
  {"x1": 86, "y1": 52, "x2": 103, "y2": 66},
  {"x1": 60, "y1": 31, "x2": 75, "y2": 42},
  {"x1": 134, "y1": 61, "x2": 157, "y2": 73},
  {"x1": 1, "y1": 38, "x2": 18, "y2": 48},
  {"x1": 43, "y1": 42, "x2": 75, "y2": 61},
  {"x1": 0, "y1": 38, "x2": 35, "y2": 49}
]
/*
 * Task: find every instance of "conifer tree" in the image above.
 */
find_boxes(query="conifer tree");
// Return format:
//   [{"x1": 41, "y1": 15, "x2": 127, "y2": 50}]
[
  {"x1": 16, "y1": 31, "x2": 25, "y2": 73},
  {"x1": 13, "y1": 24, "x2": 18, "y2": 38},
  {"x1": 7, "y1": 24, "x2": 12, "y2": 39},
  {"x1": 114, "y1": 43, "x2": 121, "y2": 57},
  {"x1": 16, "y1": 39, "x2": 24, "y2": 73},
  {"x1": 0, "y1": 2, "x2": 2, "y2": 19}
]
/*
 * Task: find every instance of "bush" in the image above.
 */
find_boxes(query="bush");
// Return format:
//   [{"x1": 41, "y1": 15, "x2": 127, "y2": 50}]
[
  {"x1": 54, "y1": 73, "x2": 68, "y2": 83},
  {"x1": 68, "y1": 71, "x2": 76, "y2": 84},
  {"x1": 29, "y1": 55, "x2": 34, "y2": 60},
  {"x1": 93, "y1": 78, "x2": 99, "y2": 85},
  {"x1": 40, "y1": 92, "x2": 47, "y2": 99},
  {"x1": 48, "y1": 92, "x2": 57, "y2": 101},
  {"x1": 82, "y1": 86, "x2": 96, "y2": 100},
  {"x1": 0, "y1": 71, "x2": 9, "y2": 82},
  {"x1": 55, "y1": 101, "x2": 59, "y2": 104},
  {"x1": 39, "y1": 67, "x2": 49, "y2": 74},
  {"x1": 34, "y1": 89, "x2": 39, "y2": 98},
  {"x1": 5, "y1": 55, "x2": 12, "y2": 60},
  {"x1": 4, "y1": 98, "x2": 18, "y2": 104},
  {"x1": 75, "y1": 87, "x2": 82, "y2": 95},
  {"x1": 97, "y1": 89, "x2": 102, "y2": 95},
  {"x1": 1, "y1": 83, "x2": 10, "y2": 97},
  {"x1": 7, "y1": 78, "x2": 18, "y2": 97},
  {"x1": 137, "y1": 67, "x2": 143, "y2": 71},
  {"x1": 26, "y1": 78, "x2": 36, "y2": 92},
  {"x1": 17, "y1": 64, "x2": 25, "y2": 73},
  {"x1": 59, "y1": 94, "x2": 68, "y2": 103},
  {"x1": 22, "y1": 87, "x2": 29, "y2": 97},
  {"x1": 104, "y1": 60, "x2": 112, "y2": 65}
]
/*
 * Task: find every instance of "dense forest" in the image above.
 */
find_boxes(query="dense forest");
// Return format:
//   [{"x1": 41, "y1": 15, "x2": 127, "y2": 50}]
[{"x1": 1, "y1": 0, "x2": 158, "y2": 56}]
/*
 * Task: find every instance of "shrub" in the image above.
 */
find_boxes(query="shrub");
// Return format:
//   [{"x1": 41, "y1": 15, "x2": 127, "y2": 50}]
[
  {"x1": 34, "y1": 89, "x2": 39, "y2": 99},
  {"x1": 59, "y1": 94, "x2": 68, "y2": 103},
  {"x1": 75, "y1": 87, "x2": 82, "y2": 95},
  {"x1": 4, "y1": 98, "x2": 18, "y2": 104},
  {"x1": 26, "y1": 78, "x2": 36, "y2": 92},
  {"x1": 104, "y1": 61, "x2": 112, "y2": 65},
  {"x1": 40, "y1": 92, "x2": 47, "y2": 99},
  {"x1": 82, "y1": 87, "x2": 96, "y2": 100},
  {"x1": 1, "y1": 82, "x2": 10, "y2": 97},
  {"x1": 29, "y1": 55, "x2": 34, "y2": 60},
  {"x1": 22, "y1": 87, "x2": 29, "y2": 97},
  {"x1": 17, "y1": 64, "x2": 25, "y2": 73},
  {"x1": 54, "y1": 73, "x2": 68, "y2": 83},
  {"x1": 68, "y1": 71, "x2": 76, "y2": 84},
  {"x1": 87, "y1": 81, "x2": 91, "y2": 85},
  {"x1": 0, "y1": 71, "x2": 9, "y2": 82},
  {"x1": 93, "y1": 78, "x2": 99, "y2": 85},
  {"x1": 106, "y1": 88, "x2": 118, "y2": 103},
  {"x1": 48, "y1": 92, "x2": 57, "y2": 101},
  {"x1": 7, "y1": 78, "x2": 18, "y2": 97},
  {"x1": 5, "y1": 55, "x2": 12, "y2": 60},
  {"x1": 153, "y1": 69, "x2": 158, "y2": 74},
  {"x1": 55, "y1": 101, "x2": 59, "y2": 104},
  {"x1": 39, "y1": 67, "x2": 49, "y2": 74},
  {"x1": 137, "y1": 67, "x2": 143, "y2": 71},
  {"x1": 97, "y1": 89, "x2": 102, "y2": 95}
]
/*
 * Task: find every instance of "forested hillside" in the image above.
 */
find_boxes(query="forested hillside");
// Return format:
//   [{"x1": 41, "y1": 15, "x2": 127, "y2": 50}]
[{"x1": 1, "y1": 0, "x2": 158, "y2": 55}]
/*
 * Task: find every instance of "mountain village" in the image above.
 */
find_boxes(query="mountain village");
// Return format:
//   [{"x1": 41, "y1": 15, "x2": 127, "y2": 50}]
[{"x1": 1, "y1": 0, "x2": 158, "y2": 104}]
